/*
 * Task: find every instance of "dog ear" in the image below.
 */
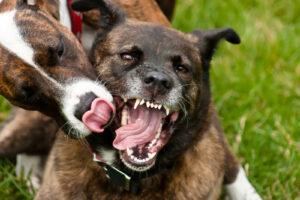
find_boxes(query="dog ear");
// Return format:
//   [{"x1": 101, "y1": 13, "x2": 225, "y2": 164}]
[
  {"x1": 71, "y1": 0, "x2": 126, "y2": 30},
  {"x1": 189, "y1": 28, "x2": 241, "y2": 61}
]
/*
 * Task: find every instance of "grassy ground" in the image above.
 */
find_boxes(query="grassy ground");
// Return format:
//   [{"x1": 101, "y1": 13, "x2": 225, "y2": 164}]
[{"x1": 0, "y1": 0, "x2": 299, "y2": 199}]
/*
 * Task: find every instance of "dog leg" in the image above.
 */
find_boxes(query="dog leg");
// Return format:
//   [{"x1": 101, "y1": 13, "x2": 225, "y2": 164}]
[
  {"x1": 16, "y1": 154, "x2": 47, "y2": 191},
  {"x1": 225, "y1": 166, "x2": 262, "y2": 200},
  {"x1": 221, "y1": 129, "x2": 262, "y2": 200},
  {"x1": 0, "y1": 108, "x2": 57, "y2": 157}
]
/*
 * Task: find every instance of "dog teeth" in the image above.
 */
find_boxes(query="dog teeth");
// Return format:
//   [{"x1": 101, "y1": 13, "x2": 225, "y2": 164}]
[
  {"x1": 126, "y1": 148, "x2": 133, "y2": 156},
  {"x1": 148, "y1": 152, "x2": 156, "y2": 159},
  {"x1": 164, "y1": 105, "x2": 170, "y2": 115},
  {"x1": 122, "y1": 96, "x2": 128, "y2": 103},
  {"x1": 146, "y1": 101, "x2": 150, "y2": 108},
  {"x1": 134, "y1": 98, "x2": 141, "y2": 109},
  {"x1": 149, "y1": 123, "x2": 163, "y2": 148},
  {"x1": 140, "y1": 99, "x2": 145, "y2": 105},
  {"x1": 121, "y1": 106, "x2": 128, "y2": 126},
  {"x1": 27, "y1": 0, "x2": 37, "y2": 5},
  {"x1": 130, "y1": 98, "x2": 170, "y2": 114}
]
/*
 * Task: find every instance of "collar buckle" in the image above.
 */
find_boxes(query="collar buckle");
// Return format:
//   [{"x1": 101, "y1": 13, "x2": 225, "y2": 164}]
[{"x1": 93, "y1": 153, "x2": 139, "y2": 194}]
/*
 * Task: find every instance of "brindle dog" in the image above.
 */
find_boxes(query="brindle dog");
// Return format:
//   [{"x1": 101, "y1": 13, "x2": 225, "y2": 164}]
[
  {"x1": 34, "y1": 0, "x2": 261, "y2": 199},
  {"x1": 0, "y1": 0, "x2": 113, "y2": 138}
]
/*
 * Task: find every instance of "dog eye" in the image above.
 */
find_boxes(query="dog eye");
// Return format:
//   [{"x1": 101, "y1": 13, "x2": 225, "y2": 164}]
[
  {"x1": 175, "y1": 65, "x2": 188, "y2": 73},
  {"x1": 120, "y1": 53, "x2": 134, "y2": 61}
]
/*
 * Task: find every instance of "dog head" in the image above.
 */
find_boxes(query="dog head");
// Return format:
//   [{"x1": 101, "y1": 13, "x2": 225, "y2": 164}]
[
  {"x1": 0, "y1": 0, "x2": 114, "y2": 138},
  {"x1": 72, "y1": 0, "x2": 240, "y2": 173}
]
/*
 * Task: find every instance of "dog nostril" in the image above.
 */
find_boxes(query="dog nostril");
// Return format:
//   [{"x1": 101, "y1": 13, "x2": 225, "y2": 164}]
[
  {"x1": 144, "y1": 76, "x2": 155, "y2": 84},
  {"x1": 161, "y1": 80, "x2": 171, "y2": 89},
  {"x1": 74, "y1": 92, "x2": 97, "y2": 121}
]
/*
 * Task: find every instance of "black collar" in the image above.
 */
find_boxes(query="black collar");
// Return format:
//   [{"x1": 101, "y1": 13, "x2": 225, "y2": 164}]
[{"x1": 92, "y1": 152, "x2": 140, "y2": 194}]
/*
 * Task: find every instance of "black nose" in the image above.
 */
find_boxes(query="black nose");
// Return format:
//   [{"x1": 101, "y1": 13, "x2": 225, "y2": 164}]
[
  {"x1": 144, "y1": 71, "x2": 173, "y2": 96},
  {"x1": 74, "y1": 92, "x2": 97, "y2": 121}
]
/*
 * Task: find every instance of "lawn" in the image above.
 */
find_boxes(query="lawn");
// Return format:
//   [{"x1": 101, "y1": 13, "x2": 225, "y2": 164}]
[{"x1": 0, "y1": 0, "x2": 299, "y2": 199}]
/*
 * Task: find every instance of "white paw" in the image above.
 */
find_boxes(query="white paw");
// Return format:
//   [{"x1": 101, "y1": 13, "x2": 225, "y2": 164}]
[
  {"x1": 225, "y1": 166, "x2": 262, "y2": 200},
  {"x1": 16, "y1": 154, "x2": 44, "y2": 192}
]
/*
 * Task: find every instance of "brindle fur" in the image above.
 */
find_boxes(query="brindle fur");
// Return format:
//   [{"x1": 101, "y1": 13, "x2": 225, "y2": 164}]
[
  {"x1": 0, "y1": 0, "x2": 241, "y2": 199},
  {"x1": 82, "y1": 0, "x2": 173, "y2": 29},
  {"x1": 0, "y1": 108, "x2": 56, "y2": 157},
  {"x1": 0, "y1": 0, "x2": 175, "y2": 159},
  {"x1": 37, "y1": 106, "x2": 235, "y2": 200},
  {"x1": 35, "y1": 0, "x2": 240, "y2": 199},
  {"x1": 0, "y1": 0, "x2": 175, "y2": 157},
  {"x1": 0, "y1": 0, "x2": 96, "y2": 123}
]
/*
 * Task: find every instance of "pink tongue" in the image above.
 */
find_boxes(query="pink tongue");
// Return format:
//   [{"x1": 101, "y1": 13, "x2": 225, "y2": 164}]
[
  {"x1": 113, "y1": 106, "x2": 163, "y2": 150},
  {"x1": 82, "y1": 98, "x2": 115, "y2": 133}
]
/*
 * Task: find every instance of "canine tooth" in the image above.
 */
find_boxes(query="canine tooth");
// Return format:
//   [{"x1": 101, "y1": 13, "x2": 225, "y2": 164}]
[
  {"x1": 148, "y1": 152, "x2": 156, "y2": 159},
  {"x1": 122, "y1": 96, "x2": 128, "y2": 102},
  {"x1": 150, "y1": 103, "x2": 154, "y2": 108},
  {"x1": 134, "y1": 98, "x2": 141, "y2": 109},
  {"x1": 146, "y1": 101, "x2": 150, "y2": 108},
  {"x1": 164, "y1": 106, "x2": 170, "y2": 115},
  {"x1": 140, "y1": 99, "x2": 145, "y2": 105},
  {"x1": 121, "y1": 106, "x2": 128, "y2": 126},
  {"x1": 158, "y1": 105, "x2": 162, "y2": 110},
  {"x1": 27, "y1": 0, "x2": 37, "y2": 5},
  {"x1": 126, "y1": 148, "x2": 133, "y2": 156},
  {"x1": 155, "y1": 123, "x2": 163, "y2": 139}
]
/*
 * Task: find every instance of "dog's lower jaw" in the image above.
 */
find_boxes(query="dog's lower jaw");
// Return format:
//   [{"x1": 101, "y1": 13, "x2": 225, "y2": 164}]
[
  {"x1": 119, "y1": 151, "x2": 156, "y2": 172},
  {"x1": 108, "y1": 96, "x2": 180, "y2": 172}
]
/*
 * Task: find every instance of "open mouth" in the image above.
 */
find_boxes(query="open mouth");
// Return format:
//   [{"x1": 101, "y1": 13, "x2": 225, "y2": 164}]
[
  {"x1": 83, "y1": 96, "x2": 179, "y2": 172},
  {"x1": 113, "y1": 97, "x2": 179, "y2": 171}
]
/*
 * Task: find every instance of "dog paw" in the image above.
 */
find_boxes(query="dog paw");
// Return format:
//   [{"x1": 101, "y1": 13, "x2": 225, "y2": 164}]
[{"x1": 225, "y1": 166, "x2": 262, "y2": 200}]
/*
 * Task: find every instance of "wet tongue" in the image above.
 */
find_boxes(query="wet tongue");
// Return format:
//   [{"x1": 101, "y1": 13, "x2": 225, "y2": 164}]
[
  {"x1": 82, "y1": 98, "x2": 115, "y2": 133},
  {"x1": 113, "y1": 106, "x2": 163, "y2": 150}
]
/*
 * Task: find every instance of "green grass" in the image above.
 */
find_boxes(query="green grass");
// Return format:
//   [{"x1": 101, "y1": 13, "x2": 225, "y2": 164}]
[
  {"x1": 0, "y1": 0, "x2": 299, "y2": 199},
  {"x1": 173, "y1": 0, "x2": 300, "y2": 199}
]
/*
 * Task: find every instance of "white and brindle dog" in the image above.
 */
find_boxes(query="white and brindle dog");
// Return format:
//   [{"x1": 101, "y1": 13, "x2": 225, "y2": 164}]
[{"x1": 0, "y1": 0, "x2": 113, "y2": 188}]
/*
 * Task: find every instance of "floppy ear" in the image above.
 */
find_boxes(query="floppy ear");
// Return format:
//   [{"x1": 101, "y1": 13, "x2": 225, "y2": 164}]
[
  {"x1": 189, "y1": 28, "x2": 241, "y2": 61},
  {"x1": 71, "y1": 0, "x2": 126, "y2": 30}
]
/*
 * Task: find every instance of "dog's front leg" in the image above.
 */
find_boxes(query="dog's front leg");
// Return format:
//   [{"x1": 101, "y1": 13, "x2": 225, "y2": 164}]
[
  {"x1": 0, "y1": 108, "x2": 57, "y2": 158},
  {"x1": 223, "y1": 138, "x2": 262, "y2": 200},
  {"x1": 0, "y1": 108, "x2": 58, "y2": 190},
  {"x1": 225, "y1": 166, "x2": 262, "y2": 200}
]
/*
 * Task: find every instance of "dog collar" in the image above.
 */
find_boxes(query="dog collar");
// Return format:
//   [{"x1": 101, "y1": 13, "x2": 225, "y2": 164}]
[
  {"x1": 86, "y1": 143, "x2": 140, "y2": 194},
  {"x1": 67, "y1": 0, "x2": 82, "y2": 43}
]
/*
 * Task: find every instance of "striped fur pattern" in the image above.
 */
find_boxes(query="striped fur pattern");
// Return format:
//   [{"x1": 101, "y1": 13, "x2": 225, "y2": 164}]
[{"x1": 0, "y1": 0, "x2": 112, "y2": 137}]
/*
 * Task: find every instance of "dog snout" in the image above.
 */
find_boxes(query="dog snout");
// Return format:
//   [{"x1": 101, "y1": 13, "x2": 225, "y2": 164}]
[
  {"x1": 144, "y1": 71, "x2": 173, "y2": 96},
  {"x1": 74, "y1": 92, "x2": 97, "y2": 121}
]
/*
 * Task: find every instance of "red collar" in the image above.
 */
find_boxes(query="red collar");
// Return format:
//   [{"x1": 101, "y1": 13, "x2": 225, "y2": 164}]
[{"x1": 67, "y1": 0, "x2": 82, "y2": 43}]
